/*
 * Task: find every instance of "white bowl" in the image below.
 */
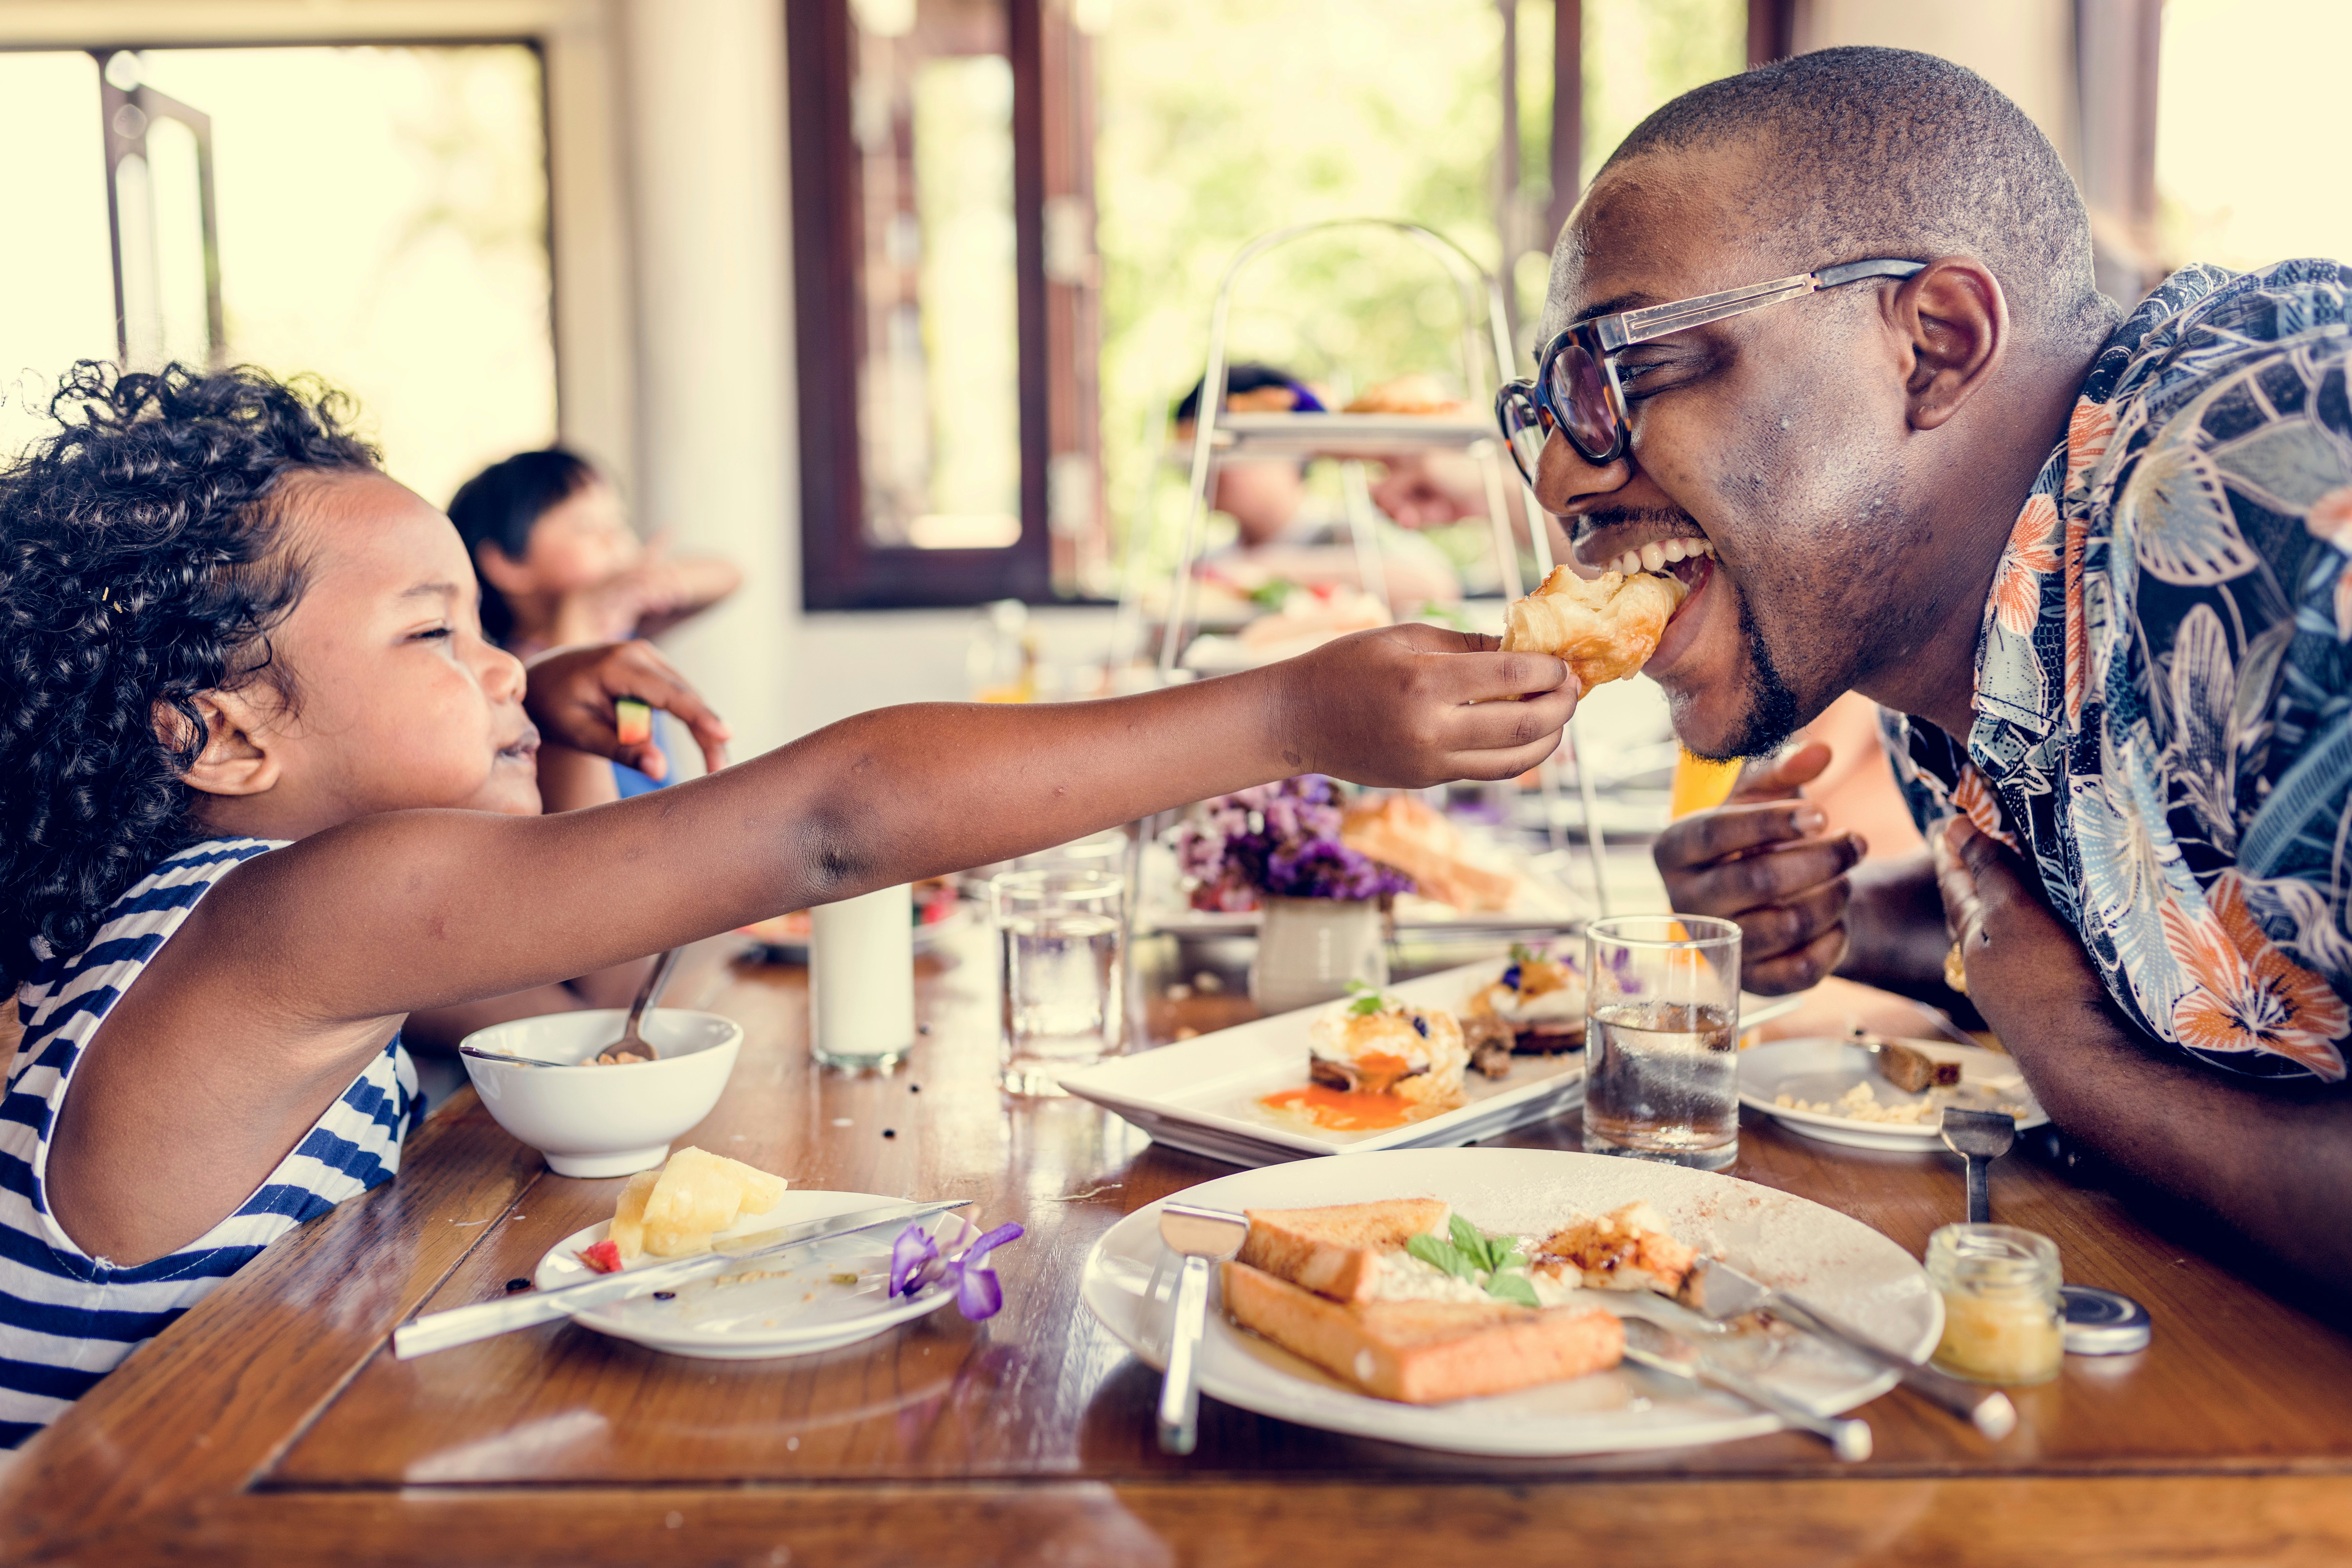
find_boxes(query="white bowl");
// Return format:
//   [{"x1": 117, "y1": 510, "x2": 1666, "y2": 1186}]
[{"x1": 458, "y1": 1009, "x2": 743, "y2": 1177}]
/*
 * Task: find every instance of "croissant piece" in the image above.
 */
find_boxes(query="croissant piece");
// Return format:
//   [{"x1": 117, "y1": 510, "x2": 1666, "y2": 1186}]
[{"x1": 1501, "y1": 567, "x2": 1688, "y2": 689}]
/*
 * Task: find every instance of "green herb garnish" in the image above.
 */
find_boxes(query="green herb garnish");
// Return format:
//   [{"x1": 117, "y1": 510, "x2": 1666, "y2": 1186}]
[
  {"x1": 1408, "y1": 1219, "x2": 1541, "y2": 1305},
  {"x1": 1508, "y1": 942, "x2": 1541, "y2": 966},
  {"x1": 1248, "y1": 579, "x2": 1299, "y2": 610},
  {"x1": 1343, "y1": 978, "x2": 1387, "y2": 1016}
]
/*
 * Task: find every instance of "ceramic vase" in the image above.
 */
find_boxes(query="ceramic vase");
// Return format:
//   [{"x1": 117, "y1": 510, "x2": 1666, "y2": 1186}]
[{"x1": 1250, "y1": 896, "x2": 1387, "y2": 1014}]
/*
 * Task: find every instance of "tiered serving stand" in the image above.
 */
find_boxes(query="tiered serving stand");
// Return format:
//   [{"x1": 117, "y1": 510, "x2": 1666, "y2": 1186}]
[{"x1": 1115, "y1": 217, "x2": 1613, "y2": 928}]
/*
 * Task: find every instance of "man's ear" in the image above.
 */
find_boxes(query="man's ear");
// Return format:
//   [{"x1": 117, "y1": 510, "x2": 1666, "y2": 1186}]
[
  {"x1": 167, "y1": 692, "x2": 281, "y2": 799},
  {"x1": 1893, "y1": 255, "x2": 2007, "y2": 432},
  {"x1": 474, "y1": 541, "x2": 535, "y2": 597}
]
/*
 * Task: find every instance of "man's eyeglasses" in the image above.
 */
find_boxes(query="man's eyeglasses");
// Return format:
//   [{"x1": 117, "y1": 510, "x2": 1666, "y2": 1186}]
[{"x1": 1495, "y1": 257, "x2": 1927, "y2": 479}]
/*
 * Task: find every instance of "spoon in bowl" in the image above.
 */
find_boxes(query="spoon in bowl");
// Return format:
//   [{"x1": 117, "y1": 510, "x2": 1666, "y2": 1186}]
[{"x1": 595, "y1": 948, "x2": 682, "y2": 1065}]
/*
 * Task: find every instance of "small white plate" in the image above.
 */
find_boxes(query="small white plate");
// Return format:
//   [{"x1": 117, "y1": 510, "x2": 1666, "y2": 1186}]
[
  {"x1": 531, "y1": 1190, "x2": 960, "y2": 1360},
  {"x1": 1080, "y1": 1147, "x2": 1937, "y2": 1456},
  {"x1": 1740, "y1": 1037, "x2": 2049, "y2": 1152},
  {"x1": 1057, "y1": 959, "x2": 1805, "y2": 1168}
]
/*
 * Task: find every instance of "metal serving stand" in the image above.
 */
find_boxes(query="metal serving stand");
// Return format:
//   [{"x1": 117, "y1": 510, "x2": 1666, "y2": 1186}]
[{"x1": 1123, "y1": 216, "x2": 1611, "y2": 918}]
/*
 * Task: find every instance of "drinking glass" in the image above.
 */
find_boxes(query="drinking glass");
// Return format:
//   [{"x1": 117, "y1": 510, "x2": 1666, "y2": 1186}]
[
  {"x1": 992, "y1": 868, "x2": 1126, "y2": 1095},
  {"x1": 1582, "y1": 915, "x2": 1742, "y2": 1170}
]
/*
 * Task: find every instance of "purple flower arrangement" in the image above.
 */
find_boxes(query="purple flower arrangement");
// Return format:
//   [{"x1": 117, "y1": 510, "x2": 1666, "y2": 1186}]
[
  {"x1": 1171, "y1": 776, "x2": 1412, "y2": 910},
  {"x1": 890, "y1": 1216, "x2": 1025, "y2": 1320}
]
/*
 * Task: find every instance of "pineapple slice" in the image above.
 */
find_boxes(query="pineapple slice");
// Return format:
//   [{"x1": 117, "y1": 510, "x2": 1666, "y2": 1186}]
[
  {"x1": 636, "y1": 1147, "x2": 790, "y2": 1259},
  {"x1": 609, "y1": 1169, "x2": 662, "y2": 1264}
]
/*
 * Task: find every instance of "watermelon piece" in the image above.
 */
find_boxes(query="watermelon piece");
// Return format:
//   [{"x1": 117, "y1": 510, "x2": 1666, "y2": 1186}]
[
  {"x1": 615, "y1": 699, "x2": 653, "y2": 747},
  {"x1": 575, "y1": 1237, "x2": 623, "y2": 1274}
]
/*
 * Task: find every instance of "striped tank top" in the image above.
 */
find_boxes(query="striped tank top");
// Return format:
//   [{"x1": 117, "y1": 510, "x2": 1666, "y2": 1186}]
[{"x1": 0, "y1": 839, "x2": 418, "y2": 1447}]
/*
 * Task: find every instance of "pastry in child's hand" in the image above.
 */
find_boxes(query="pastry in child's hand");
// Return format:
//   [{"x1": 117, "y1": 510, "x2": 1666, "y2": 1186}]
[{"x1": 1502, "y1": 566, "x2": 1688, "y2": 690}]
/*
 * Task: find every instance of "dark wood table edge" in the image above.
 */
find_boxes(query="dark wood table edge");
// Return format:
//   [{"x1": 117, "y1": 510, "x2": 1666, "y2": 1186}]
[
  {"x1": 4, "y1": 1081, "x2": 2349, "y2": 1567},
  {"x1": 36, "y1": 1476, "x2": 2352, "y2": 1567}
]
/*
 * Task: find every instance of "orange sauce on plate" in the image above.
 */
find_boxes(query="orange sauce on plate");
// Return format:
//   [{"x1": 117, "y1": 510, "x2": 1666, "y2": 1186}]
[{"x1": 1259, "y1": 1084, "x2": 1417, "y2": 1131}]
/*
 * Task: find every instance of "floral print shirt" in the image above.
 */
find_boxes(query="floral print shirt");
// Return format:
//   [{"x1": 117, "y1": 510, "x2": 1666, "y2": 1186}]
[{"x1": 1883, "y1": 260, "x2": 2352, "y2": 1084}]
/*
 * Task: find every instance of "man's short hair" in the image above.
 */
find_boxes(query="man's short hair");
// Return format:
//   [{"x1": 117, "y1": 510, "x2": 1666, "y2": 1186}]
[{"x1": 1578, "y1": 45, "x2": 2114, "y2": 342}]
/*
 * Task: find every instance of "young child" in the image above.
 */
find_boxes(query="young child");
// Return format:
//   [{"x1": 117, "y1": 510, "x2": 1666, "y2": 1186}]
[
  {"x1": 447, "y1": 446, "x2": 743, "y2": 660},
  {"x1": 0, "y1": 364, "x2": 1577, "y2": 1444}
]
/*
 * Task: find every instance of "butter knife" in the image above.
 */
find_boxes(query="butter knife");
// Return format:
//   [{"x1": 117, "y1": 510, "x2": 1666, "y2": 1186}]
[
  {"x1": 392, "y1": 1197, "x2": 969, "y2": 1359},
  {"x1": 1620, "y1": 1319, "x2": 1872, "y2": 1461},
  {"x1": 1685, "y1": 1255, "x2": 2015, "y2": 1440}
]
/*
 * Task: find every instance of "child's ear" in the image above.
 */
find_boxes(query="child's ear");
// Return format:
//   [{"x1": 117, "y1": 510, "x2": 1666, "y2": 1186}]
[
  {"x1": 165, "y1": 693, "x2": 281, "y2": 798},
  {"x1": 475, "y1": 541, "x2": 536, "y2": 597}
]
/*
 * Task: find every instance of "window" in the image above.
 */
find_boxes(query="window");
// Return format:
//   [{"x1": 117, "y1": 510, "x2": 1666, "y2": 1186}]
[
  {"x1": 0, "y1": 44, "x2": 555, "y2": 511},
  {"x1": 787, "y1": 0, "x2": 1742, "y2": 610}
]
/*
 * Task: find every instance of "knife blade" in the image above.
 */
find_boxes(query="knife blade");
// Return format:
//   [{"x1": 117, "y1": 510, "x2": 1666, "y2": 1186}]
[
  {"x1": 1620, "y1": 1320, "x2": 1872, "y2": 1461},
  {"x1": 392, "y1": 1197, "x2": 970, "y2": 1360},
  {"x1": 1685, "y1": 1255, "x2": 2015, "y2": 1440}
]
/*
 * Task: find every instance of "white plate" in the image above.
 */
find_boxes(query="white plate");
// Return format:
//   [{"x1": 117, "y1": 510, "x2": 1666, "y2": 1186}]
[
  {"x1": 1080, "y1": 1147, "x2": 1938, "y2": 1456},
  {"x1": 531, "y1": 1190, "x2": 960, "y2": 1360},
  {"x1": 1057, "y1": 959, "x2": 1804, "y2": 1168},
  {"x1": 1740, "y1": 1037, "x2": 2050, "y2": 1151}
]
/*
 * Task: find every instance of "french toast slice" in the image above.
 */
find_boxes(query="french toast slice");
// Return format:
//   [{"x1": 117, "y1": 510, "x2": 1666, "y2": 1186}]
[
  {"x1": 1222, "y1": 1260, "x2": 1624, "y2": 1404},
  {"x1": 1236, "y1": 1198, "x2": 1451, "y2": 1303}
]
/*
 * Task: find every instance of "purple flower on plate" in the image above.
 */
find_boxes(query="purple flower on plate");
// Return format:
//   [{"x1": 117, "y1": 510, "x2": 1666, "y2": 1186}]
[{"x1": 888, "y1": 1217, "x2": 1026, "y2": 1321}]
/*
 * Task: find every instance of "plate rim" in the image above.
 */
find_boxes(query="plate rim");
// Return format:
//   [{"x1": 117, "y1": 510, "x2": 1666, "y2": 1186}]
[
  {"x1": 1738, "y1": 1036, "x2": 2049, "y2": 1139},
  {"x1": 532, "y1": 1188, "x2": 958, "y2": 1352},
  {"x1": 1079, "y1": 1146, "x2": 1934, "y2": 1457}
]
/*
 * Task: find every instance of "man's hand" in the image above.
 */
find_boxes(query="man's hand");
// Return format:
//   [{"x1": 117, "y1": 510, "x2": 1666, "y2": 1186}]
[
  {"x1": 1934, "y1": 816, "x2": 2108, "y2": 1021},
  {"x1": 1269, "y1": 623, "x2": 1578, "y2": 787},
  {"x1": 525, "y1": 640, "x2": 732, "y2": 780},
  {"x1": 1652, "y1": 741, "x2": 1866, "y2": 992}
]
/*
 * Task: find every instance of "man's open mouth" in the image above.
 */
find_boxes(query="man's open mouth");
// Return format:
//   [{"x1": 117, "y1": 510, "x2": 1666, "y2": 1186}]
[{"x1": 1598, "y1": 535, "x2": 1715, "y2": 579}]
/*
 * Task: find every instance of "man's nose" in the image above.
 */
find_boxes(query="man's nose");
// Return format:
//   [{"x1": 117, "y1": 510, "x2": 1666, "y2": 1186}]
[{"x1": 1534, "y1": 427, "x2": 1636, "y2": 518}]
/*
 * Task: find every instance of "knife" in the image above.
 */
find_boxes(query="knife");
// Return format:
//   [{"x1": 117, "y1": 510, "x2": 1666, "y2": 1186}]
[
  {"x1": 1620, "y1": 1318, "x2": 1872, "y2": 1461},
  {"x1": 1685, "y1": 1255, "x2": 2015, "y2": 1440},
  {"x1": 392, "y1": 1197, "x2": 970, "y2": 1359}
]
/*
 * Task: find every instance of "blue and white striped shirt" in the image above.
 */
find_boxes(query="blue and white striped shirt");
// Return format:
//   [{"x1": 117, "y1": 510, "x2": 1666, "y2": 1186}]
[{"x1": 0, "y1": 839, "x2": 418, "y2": 1447}]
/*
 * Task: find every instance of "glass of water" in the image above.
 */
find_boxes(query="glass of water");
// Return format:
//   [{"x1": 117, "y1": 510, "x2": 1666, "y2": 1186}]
[
  {"x1": 1583, "y1": 915, "x2": 1742, "y2": 1170},
  {"x1": 991, "y1": 868, "x2": 1125, "y2": 1095}
]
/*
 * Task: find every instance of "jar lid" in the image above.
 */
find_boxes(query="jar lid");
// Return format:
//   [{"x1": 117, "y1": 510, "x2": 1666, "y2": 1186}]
[{"x1": 2061, "y1": 1285, "x2": 2151, "y2": 1354}]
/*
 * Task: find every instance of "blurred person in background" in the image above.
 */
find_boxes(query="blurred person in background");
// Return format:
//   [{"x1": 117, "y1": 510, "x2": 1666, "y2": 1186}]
[
  {"x1": 449, "y1": 448, "x2": 742, "y2": 798},
  {"x1": 1175, "y1": 364, "x2": 1461, "y2": 610}
]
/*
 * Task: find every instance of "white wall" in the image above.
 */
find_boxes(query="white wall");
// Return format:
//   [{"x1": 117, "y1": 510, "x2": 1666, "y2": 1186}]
[{"x1": 611, "y1": 0, "x2": 800, "y2": 760}]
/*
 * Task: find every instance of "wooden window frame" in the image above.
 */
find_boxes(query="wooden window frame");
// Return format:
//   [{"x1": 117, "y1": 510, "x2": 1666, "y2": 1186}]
[{"x1": 786, "y1": 0, "x2": 1059, "y2": 610}]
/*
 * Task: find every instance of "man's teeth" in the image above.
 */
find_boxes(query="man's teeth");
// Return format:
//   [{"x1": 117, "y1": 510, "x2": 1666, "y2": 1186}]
[{"x1": 1609, "y1": 538, "x2": 1715, "y2": 576}]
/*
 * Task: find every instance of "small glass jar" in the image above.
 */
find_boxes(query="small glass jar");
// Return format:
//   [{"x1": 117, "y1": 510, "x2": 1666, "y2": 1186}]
[{"x1": 1926, "y1": 1224, "x2": 2065, "y2": 1386}]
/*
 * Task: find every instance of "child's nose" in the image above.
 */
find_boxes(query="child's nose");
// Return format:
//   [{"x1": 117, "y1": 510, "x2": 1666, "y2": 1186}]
[{"x1": 481, "y1": 643, "x2": 528, "y2": 703}]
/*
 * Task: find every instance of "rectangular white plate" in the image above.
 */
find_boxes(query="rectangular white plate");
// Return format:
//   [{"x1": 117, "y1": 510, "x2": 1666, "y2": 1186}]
[{"x1": 1060, "y1": 959, "x2": 1804, "y2": 1168}]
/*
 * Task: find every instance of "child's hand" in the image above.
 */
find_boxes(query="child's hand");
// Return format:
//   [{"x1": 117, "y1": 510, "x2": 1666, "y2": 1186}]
[
  {"x1": 524, "y1": 640, "x2": 732, "y2": 781},
  {"x1": 1268, "y1": 623, "x2": 1578, "y2": 787}
]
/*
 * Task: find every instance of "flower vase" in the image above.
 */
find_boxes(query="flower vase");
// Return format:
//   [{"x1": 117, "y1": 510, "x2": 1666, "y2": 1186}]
[{"x1": 1250, "y1": 896, "x2": 1388, "y2": 1014}]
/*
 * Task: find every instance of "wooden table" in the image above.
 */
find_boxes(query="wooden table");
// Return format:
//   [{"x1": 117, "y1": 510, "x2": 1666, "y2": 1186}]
[{"x1": 4, "y1": 928, "x2": 2349, "y2": 1567}]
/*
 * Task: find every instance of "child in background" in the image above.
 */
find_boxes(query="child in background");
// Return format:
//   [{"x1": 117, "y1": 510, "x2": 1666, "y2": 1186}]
[
  {"x1": 449, "y1": 448, "x2": 742, "y2": 797},
  {"x1": 0, "y1": 364, "x2": 1578, "y2": 1445},
  {"x1": 448, "y1": 447, "x2": 742, "y2": 659}
]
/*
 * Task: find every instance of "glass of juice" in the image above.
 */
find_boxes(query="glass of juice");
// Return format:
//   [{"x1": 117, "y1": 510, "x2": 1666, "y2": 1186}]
[{"x1": 1582, "y1": 915, "x2": 1742, "y2": 1170}]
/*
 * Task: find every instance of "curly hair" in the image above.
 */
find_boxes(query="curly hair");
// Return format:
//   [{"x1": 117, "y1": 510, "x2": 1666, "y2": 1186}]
[{"x1": 0, "y1": 361, "x2": 379, "y2": 985}]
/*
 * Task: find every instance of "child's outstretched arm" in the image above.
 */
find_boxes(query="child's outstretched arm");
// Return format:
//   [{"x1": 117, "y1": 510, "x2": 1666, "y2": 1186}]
[{"x1": 57, "y1": 626, "x2": 1570, "y2": 1259}]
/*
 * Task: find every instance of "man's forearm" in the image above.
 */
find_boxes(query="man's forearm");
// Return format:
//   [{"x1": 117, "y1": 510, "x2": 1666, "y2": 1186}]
[
  {"x1": 2007, "y1": 1002, "x2": 2352, "y2": 1296},
  {"x1": 1836, "y1": 851, "x2": 1960, "y2": 998}
]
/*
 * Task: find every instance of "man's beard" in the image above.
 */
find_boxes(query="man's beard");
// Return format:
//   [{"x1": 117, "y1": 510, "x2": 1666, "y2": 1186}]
[{"x1": 1687, "y1": 590, "x2": 1803, "y2": 761}]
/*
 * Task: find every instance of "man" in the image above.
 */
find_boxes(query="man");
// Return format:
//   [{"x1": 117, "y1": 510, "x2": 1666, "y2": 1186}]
[{"x1": 1511, "y1": 46, "x2": 2352, "y2": 1292}]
